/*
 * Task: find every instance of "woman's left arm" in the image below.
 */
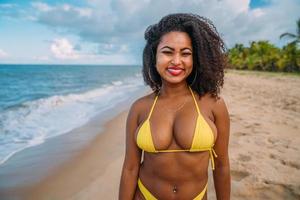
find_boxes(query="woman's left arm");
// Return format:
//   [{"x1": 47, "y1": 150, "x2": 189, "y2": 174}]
[{"x1": 212, "y1": 96, "x2": 231, "y2": 200}]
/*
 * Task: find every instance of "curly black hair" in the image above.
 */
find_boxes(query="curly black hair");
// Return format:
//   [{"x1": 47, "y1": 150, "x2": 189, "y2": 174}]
[{"x1": 142, "y1": 13, "x2": 227, "y2": 98}]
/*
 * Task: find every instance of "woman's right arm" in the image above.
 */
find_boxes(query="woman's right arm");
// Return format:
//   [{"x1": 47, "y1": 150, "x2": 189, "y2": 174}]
[{"x1": 119, "y1": 100, "x2": 142, "y2": 199}]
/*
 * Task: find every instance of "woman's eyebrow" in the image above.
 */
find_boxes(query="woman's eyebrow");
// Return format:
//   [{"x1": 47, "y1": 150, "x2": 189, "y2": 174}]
[
  {"x1": 160, "y1": 46, "x2": 174, "y2": 51},
  {"x1": 160, "y1": 46, "x2": 192, "y2": 51},
  {"x1": 181, "y1": 47, "x2": 192, "y2": 52}
]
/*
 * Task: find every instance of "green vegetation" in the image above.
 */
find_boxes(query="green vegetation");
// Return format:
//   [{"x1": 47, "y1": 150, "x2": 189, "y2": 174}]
[
  {"x1": 227, "y1": 18, "x2": 300, "y2": 73},
  {"x1": 226, "y1": 69, "x2": 300, "y2": 77}
]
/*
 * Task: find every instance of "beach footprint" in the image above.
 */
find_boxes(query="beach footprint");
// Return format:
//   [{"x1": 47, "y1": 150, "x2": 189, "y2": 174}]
[
  {"x1": 269, "y1": 153, "x2": 300, "y2": 170},
  {"x1": 235, "y1": 131, "x2": 247, "y2": 137},
  {"x1": 267, "y1": 137, "x2": 279, "y2": 145},
  {"x1": 238, "y1": 154, "x2": 251, "y2": 162},
  {"x1": 262, "y1": 180, "x2": 300, "y2": 200},
  {"x1": 231, "y1": 170, "x2": 250, "y2": 181}
]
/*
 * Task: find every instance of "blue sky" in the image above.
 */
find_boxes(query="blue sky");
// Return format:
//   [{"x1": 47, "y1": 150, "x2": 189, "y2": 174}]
[
  {"x1": 249, "y1": 0, "x2": 271, "y2": 8},
  {"x1": 0, "y1": 0, "x2": 299, "y2": 64}
]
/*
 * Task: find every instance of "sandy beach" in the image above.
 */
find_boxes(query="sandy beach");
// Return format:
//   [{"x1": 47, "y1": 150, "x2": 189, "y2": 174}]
[
  {"x1": 222, "y1": 71, "x2": 300, "y2": 199},
  {"x1": 23, "y1": 110, "x2": 128, "y2": 200},
  {"x1": 1, "y1": 70, "x2": 300, "y2": 200}
]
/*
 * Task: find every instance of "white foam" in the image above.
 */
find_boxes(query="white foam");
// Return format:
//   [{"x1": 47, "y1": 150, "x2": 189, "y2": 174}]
[
  {"x1": 112, "y1": 81, "x2": 123, "y2": 86},
  {"x1": 0, "y1": 75, "x2": 144, "y2": 166}
]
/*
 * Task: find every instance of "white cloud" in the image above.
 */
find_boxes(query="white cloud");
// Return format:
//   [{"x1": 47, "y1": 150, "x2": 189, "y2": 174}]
[
  {"x1": 31, "y1": 2, "x2": 52, "y2": 12},
  {"x1": 252, "y1": 8, "x2": 265, "y2": 18},
  {"x1": 3, "y1": 0, "x2": 298, "y2": 63},
  {"x1": 49, "y1": 38, "x2": 133, "y2": 63},
  {"x1": 0, "y1": 49, "x2": 9, "y2": 58},
  {"x1": 221, "y1": 0, "x2": 250, "y2": 14},
  {"x1": 76, "y1": 8, "x2": 92, "y2": 17},
  {"x1": 32, "y1": 0, "x2": 299, "y2": 50},
  {"x1": 50, "y1": 38, "x2": 81, "y2": 59},
  {"x1": 219, "y1": 0, "x2": 300, "y2": 47}
]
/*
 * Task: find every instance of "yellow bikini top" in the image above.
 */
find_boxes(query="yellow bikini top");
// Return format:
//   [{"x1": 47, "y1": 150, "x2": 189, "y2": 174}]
[{"x1": 136, "y1": 86, "x2": 218, "y2": 170}]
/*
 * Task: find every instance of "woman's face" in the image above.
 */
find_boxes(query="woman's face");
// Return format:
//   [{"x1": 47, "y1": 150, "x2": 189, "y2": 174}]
[{"x1": 156, "y1": 31, "x2": 193, "y2": 85}]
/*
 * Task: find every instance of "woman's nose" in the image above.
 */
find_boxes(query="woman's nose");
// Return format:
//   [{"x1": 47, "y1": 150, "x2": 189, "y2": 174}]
[{"x1": 172, "y1": 54, "x2": 181, "y2": 65}]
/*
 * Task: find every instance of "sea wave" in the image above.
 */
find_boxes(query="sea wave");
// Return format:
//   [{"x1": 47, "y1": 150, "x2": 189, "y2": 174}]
[{"x1": 0, "y1": 75, "x2": 144, "y2": 166}]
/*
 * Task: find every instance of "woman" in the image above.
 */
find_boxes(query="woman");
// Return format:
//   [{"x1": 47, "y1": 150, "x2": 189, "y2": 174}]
[{"x1": 119, "y1": 13, "x2": 230, "y2": 200}]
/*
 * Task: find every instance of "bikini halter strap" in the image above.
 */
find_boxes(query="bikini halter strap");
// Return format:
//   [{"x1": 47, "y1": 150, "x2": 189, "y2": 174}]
[
  {"x1": 147, "y1": 94, "x2": 158, "y2": 120},
  {"x1": 188, "y1": 86, "x2": 200, "y2": 115}
]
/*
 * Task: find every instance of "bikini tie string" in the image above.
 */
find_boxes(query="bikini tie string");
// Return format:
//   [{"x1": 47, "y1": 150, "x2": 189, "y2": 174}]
[{"x1": 210, "y1": 148, "x2": 218, "y2": 170}]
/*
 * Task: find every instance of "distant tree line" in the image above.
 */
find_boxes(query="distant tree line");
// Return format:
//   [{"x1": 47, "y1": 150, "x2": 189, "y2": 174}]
[{"x1": 227, "y1": 19, "x2": 300, "y2": 72}]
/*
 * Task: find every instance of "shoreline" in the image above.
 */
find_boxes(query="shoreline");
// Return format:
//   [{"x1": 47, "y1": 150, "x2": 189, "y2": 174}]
[
  {"x1": 24, "y1": 109, "x2": 128, "y2": 200},
  {"x1": 0, "y1": 87, "x2": 149, "y2": 200},
  {"x1": 0, "y1": 108, "x2": 129, "y2": 200}
]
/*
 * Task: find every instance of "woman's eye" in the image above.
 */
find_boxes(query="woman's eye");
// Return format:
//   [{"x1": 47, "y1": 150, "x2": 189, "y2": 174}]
[
  {"x1": 182, "y1": 52, "x2": 192, "y2": 56},
  {"x1": 162, "y1": 51, "x2": 172, "y2": 55}
]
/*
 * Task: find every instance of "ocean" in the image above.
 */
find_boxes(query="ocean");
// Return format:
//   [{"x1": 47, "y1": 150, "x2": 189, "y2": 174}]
[{"x1": 0, "y1": 64, "x2": 145, "y2": 166}]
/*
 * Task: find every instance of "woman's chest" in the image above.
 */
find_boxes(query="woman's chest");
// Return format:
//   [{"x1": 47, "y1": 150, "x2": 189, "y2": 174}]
[{"x1": 136, "y1": 101, "x2": 217, "y2": 150}]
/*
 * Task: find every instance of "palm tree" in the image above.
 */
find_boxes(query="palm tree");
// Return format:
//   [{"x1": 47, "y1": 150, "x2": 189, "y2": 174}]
[{"x1": 280, "y1": 18, "x2": 300, "y2": 45}]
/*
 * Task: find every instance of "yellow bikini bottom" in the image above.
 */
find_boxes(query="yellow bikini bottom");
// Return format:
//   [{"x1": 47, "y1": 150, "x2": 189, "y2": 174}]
[{"x1": 137, "y1": 178, "x2": 207, "y2": 200}]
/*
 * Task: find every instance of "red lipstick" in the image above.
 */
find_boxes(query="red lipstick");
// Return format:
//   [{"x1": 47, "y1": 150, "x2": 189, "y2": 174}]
[{"x1": 167, "y1": 66, "x2": 184, "y2": 76}]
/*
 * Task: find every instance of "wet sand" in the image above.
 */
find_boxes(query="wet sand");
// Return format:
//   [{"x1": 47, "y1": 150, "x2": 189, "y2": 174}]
[
  {"x1": 2, "y1": 70, "x2": 300, "y2": 199},
  {"x1": 23, "y1": 110, "x2": 128, "y2": 200}
]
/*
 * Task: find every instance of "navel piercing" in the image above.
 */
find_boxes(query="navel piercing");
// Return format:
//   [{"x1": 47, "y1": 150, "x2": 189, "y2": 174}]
[{"x1": 173, "y1": 185, "x2": 177, "y2": 193}]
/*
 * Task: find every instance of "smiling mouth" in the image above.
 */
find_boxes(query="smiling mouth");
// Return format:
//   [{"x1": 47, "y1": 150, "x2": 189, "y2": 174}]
[{"x1": 167, "y1": 67, "x2": 184, "y2": 76}]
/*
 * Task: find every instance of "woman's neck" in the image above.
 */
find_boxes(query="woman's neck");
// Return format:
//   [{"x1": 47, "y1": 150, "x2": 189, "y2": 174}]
[{"x1": 159, "y1": 81, "x2": 190, "y2": 98}]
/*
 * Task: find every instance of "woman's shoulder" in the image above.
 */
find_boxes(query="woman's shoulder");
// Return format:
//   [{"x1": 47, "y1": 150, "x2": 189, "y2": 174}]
[
  {"x1": 201, "y1": 93, "x2": 227, "y2": 106},
  {"x1": 205, "y1": 94, "x2": 229, "y2": 118},
  {"x1": 198, "y1": 93, "x2": 228, "y2": 115},
  {"x1": 129, "y1": 92, "x2": 156, "y2": 115}
]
